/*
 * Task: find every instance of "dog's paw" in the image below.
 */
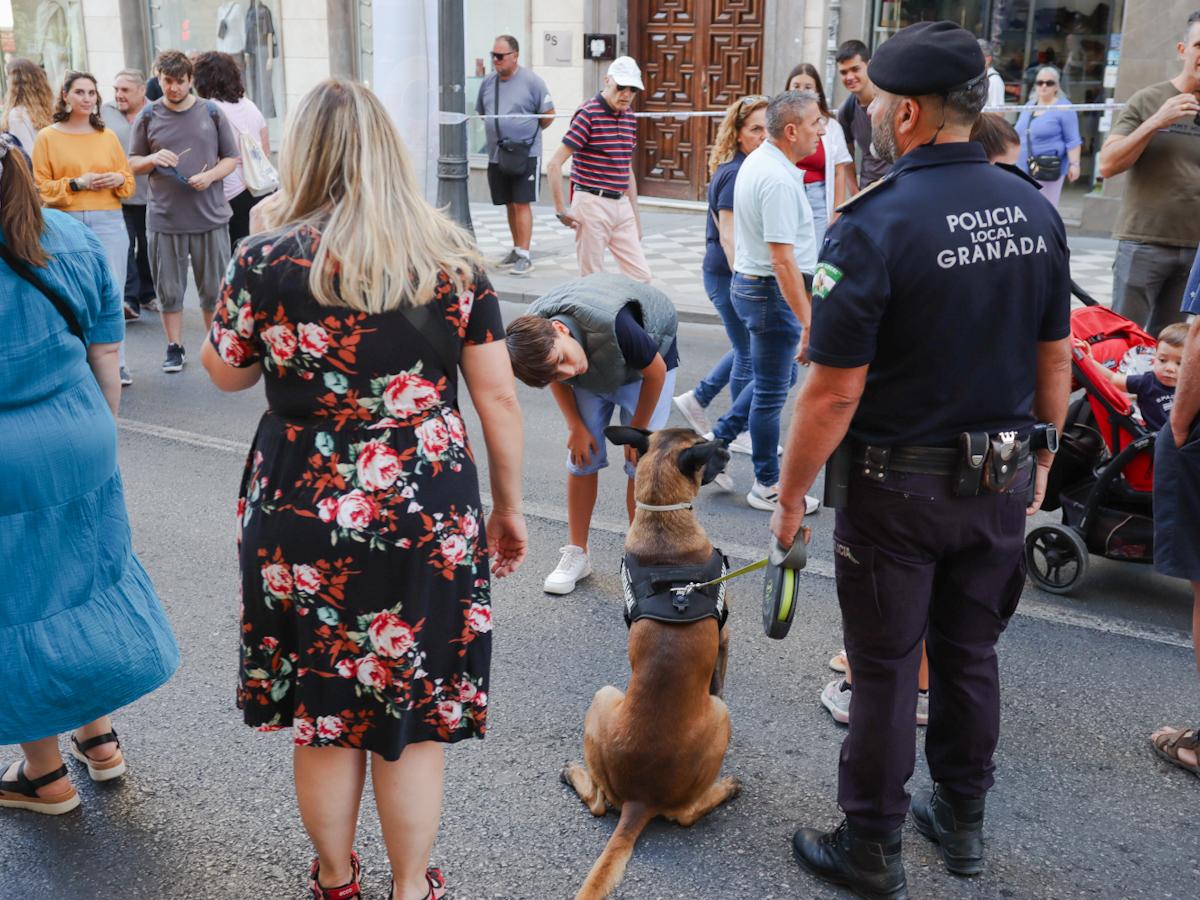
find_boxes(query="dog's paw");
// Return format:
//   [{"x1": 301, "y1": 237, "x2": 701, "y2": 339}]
[{"x1": 723, "y1": 776, "x2": 743, "y2": 799}]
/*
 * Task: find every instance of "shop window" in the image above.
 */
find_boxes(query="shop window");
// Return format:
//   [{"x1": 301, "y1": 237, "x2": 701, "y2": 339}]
[
  {"x1": 147, "y1": 0, "x2": 285, "y2": 123},
  {"x1": 2, "y1": 0, "x2": 88, "y2": 96}
]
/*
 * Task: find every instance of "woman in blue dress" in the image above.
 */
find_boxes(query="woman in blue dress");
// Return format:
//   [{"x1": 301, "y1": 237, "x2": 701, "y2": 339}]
[
  {"x1": 0, "y1": 134, "x2": 178, "y2": 815},
  {"x1": 1016, "y1": 66, "x2": 1082, "y2": 209}
]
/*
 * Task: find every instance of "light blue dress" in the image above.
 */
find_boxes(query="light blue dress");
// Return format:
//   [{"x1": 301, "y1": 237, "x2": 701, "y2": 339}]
[{"x1": 0, "y1": 210, "x2": 178, "y2": 745}]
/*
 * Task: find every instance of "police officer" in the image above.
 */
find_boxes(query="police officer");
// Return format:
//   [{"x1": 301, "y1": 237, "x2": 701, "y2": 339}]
[{"x1": 769, "y1": 21, "x2": 1073, "y2": 899}]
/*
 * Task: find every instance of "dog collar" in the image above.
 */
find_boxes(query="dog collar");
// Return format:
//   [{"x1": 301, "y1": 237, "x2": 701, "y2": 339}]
[{"x1": 634, "y1": 501, "x2": 694, "y2": 512}]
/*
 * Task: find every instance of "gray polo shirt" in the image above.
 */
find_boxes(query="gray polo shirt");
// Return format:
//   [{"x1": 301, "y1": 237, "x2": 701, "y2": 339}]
[
  {"x1": 130, "y1": 98, "x2": 240, "y2": 234},
  {"x1": 474, "y1": 66, "x2": 554, "y2": 163},
  {"x1": 100, "y1": 101, "x2": 149, "y2": 205},
  {"x1": 732, "y1": 140, "x2": 817, "y2": 277}
]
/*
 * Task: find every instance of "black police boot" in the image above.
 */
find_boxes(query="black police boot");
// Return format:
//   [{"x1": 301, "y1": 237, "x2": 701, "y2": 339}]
[
  {"x1": 791, "y1": 819, "x2": 908, "y2": 900},
  {"x1": 910, "y1": 784, "x2": 985, "y2": 876}
]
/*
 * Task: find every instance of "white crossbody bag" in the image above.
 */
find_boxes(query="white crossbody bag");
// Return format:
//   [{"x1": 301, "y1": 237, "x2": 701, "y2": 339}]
[{"x1": 238, "y1": 129, "x2": 279, "y2": 197}]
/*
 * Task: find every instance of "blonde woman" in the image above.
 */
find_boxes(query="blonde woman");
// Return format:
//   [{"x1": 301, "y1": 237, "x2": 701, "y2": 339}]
[
  {"x1": 673, "y1": 95, "x2": 768, "y2": 457},
  {"x1": 1016, "y1": 66, "x2": 1082, "y2": 208},
  {"x1": 1, "y1": 59, "x2": 54, "y2": 154},
  {"x1": 201, "y1": 80, "x2": 526, "y2": 900}
]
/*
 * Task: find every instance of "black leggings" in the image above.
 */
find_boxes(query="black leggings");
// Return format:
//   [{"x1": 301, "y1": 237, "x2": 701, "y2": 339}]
[{"x1": 228, "y1": 189, "x2": 269, "y2": 249}]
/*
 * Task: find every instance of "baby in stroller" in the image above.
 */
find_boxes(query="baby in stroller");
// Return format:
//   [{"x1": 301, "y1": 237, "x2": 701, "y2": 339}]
[{"x1": 1085, "y1": 323, "x2": 1186, "y2": 433}]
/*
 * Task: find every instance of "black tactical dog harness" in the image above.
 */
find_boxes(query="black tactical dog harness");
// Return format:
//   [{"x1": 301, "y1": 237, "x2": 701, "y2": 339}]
[{"x1": 620, "y1": 549, "x2": 730, "y2": 630}]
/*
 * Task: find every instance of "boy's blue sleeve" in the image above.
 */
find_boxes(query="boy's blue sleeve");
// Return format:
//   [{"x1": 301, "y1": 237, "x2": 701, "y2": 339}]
[{"x1": 613, "y1": 306, "x2": 658, "y2": 370}]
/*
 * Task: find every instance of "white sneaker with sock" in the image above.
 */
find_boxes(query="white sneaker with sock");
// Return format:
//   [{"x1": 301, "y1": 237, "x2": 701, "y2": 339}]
[
  {"x1": 673, "y1": 390, "x2": 712, "y2": 435},
  {"x1": 544, "y1": 545, "x2": 592, "y2": 595}
]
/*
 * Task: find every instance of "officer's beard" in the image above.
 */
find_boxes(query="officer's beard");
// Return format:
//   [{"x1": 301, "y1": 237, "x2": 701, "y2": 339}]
[{"x1": 871, "y1": 100, "x2": 901, "y2": 165}]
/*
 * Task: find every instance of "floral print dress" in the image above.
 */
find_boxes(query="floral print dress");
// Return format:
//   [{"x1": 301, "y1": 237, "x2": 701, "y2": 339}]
[{"x1": 210, "y1": 225, "x2": 501, "y2": 760}]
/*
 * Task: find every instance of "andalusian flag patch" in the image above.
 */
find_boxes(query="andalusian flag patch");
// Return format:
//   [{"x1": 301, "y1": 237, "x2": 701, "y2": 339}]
[{"x1": 812, "y1": 263, "x2": 843, "y2": 300}]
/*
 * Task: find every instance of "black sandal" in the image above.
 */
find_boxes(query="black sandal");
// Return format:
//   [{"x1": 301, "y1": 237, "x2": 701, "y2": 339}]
[
  {"x1": 69, "y1": 730, "x2": 127, "y2": 782},
  {"x1": 308, "y1": 849, "x2": 361, "y2": 900},
  {"x1": 0, "y1": 761, "x2": 80, "y2": 815}
]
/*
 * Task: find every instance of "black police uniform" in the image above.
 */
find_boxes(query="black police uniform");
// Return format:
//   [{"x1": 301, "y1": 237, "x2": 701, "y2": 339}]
[{"x1": 807, "y1": 95, "x2": 1071, "y2": 836}]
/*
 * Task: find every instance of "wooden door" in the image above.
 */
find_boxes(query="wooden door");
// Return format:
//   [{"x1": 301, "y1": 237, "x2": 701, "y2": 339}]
[{"x1": 631, "y1": 0, "x2": 765, "y2": 201}]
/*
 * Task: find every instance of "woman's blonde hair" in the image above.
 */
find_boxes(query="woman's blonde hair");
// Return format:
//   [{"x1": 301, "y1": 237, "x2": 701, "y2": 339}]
[
  {"x1": 2, "y1": 59, "x2": 55, "y2": 134},
  {"x1": 260, "y1": 79, "x2": 481, "y2": 311},
  {"x1": 707, "y1": 95, "x2": 768, "y2": 176}
]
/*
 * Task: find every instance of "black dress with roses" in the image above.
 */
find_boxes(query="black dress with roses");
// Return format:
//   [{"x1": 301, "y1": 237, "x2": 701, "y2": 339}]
[{"x1": 209, "y1": 225, "x2": 501, "y2": 759}]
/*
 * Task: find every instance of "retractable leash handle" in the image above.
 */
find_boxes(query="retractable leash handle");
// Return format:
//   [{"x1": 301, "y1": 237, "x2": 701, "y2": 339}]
[{"x1": 763, "y1": 536, "x2": 807, "y2": 639}]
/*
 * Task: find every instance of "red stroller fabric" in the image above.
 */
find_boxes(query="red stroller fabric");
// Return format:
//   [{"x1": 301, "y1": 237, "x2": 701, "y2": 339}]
[{"x1": 1069, "y1": 305, "x2": 1156, "y2": 493}]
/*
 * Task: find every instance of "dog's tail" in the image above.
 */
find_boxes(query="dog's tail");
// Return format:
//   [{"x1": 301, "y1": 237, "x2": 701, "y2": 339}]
[{"x1": 575, "y1": 801, "x2": 655, "y2": 900}]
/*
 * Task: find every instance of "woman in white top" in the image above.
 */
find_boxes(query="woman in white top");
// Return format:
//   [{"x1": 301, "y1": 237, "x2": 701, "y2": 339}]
[
  {"x1": 193, "y1": 51, "x2": 271, "y2": 246},
  {"x1": 2, "y1": 59, "x2": 55, "y2": 156},
  {"x1": 785, "y1": 63, "x2": 855, "y2": 246}
]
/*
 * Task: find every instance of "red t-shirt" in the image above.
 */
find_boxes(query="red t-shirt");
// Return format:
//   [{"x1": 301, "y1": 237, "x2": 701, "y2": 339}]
[{"x1": 796, "y1": 139, "x2": 825, "y2": 184}]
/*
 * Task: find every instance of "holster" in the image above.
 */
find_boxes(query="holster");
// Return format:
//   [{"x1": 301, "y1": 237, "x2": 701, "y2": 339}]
[
  {"x1": 954, "y1": 432, "x2": 989, "y2": 497},
  {"x1": 981, "y1": 433, "x2": 1022, "y2": 493},
  {"x1": 823, "y1": 439, "x2": 853, "y2": 509}
]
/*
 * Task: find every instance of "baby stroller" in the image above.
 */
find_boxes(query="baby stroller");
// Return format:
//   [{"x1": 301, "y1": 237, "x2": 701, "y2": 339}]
[{"x1": 1024, "y1": 283, "x2": 1158, "y2": 595}]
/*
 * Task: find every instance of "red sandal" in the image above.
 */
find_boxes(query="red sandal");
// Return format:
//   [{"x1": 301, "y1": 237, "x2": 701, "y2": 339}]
[
  {"x1": 387, "y1": 867, "x2": 446, "y2": 900},
  {"x1": 308, "y1": 849, "x2": 361, "y2": 900}
]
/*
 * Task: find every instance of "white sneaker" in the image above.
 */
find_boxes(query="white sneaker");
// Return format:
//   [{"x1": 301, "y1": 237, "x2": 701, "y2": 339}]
[
  {"x1": 821, "y1": 678, "x2": 852, "y2": 724},
  {"x1": 916, "y1": 691, "x2": 929, "y2": 727},
  {"x1": 747, "y1": 482, "x2": 820, "y2": 513},
  {"x1": 544, "y1": 545, "x2": 592, "y2": 595},
  {"x1": 729, "y1": 432, "x2": 784, "y2": 455},
  {"x1": 712, "y1": 471, "x2": 734, "y2": 492},
  {"x1": 728, "y1": 432, "x2": 753, "y2": 455},
  {"x1": 673, "y1": 390, "x2": 712, "y2": 435}
]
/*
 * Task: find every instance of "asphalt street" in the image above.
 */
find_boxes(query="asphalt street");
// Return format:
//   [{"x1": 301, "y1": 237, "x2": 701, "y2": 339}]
[{"x1": 1, "y1": 305, "x2": 1196, "y2": 900}]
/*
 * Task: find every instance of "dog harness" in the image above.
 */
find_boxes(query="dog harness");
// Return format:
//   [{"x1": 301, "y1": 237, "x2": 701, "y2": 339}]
[{"x1": 621, "y1": 548, "x2": 730, "y2": 630}]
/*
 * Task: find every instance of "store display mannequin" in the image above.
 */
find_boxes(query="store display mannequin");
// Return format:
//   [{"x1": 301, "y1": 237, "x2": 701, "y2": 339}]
[
  {"x1": 244, "y1": 0, "x2": 278, "y2": 119},
  {"x1": 216, "y1": 2, "x2": 247, "y2": 58}
]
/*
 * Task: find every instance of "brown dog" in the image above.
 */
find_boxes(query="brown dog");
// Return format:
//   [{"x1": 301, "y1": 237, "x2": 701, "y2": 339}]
[{"x1": 561, "y1": 426, "x2": 741, "y2": 900}]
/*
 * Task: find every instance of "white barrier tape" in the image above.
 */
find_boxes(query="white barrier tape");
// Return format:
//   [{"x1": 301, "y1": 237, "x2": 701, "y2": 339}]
[{"x1": 438, "y1": 101, "x2": 1127, "y2": 126}]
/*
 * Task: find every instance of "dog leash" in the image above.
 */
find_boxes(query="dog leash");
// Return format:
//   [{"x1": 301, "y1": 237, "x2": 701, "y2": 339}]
[{"x1": 670, "y1": 557, "x2": 769, "y2": 597}]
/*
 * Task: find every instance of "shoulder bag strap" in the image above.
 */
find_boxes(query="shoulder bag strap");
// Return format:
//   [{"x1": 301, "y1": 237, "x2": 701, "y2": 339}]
[
  {"x1": 0, "y1": 243, "x2": 85, "y2": 343},
  {"x1": 398, "y1": 300, "x2": 461, "y2": 380},
  {"x1": 494, "y1": 75, "x2": 503, "y2": 143}
]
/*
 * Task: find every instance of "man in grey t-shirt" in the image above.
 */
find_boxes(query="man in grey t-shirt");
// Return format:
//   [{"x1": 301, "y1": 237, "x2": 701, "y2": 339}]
[
  {"x1": 474, "y1": 34, "x2": 555, "y2": 275},
  {"x1": 129, "y1": 50, "x2": 239, "y2": 374}
]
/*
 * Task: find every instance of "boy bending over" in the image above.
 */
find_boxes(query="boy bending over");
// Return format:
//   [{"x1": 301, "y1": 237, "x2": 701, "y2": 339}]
[{"x1": 506, "y1": 273, "x2": 679, "y2": 594}]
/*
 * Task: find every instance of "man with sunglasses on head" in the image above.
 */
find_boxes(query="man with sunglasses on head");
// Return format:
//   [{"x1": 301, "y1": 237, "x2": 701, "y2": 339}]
[
  {"x1": 547, "y1": 56, "x2": 652, "y2": 282},
  {"x1": 476, "y1": 34, "x2": 555, "y2": 277}
]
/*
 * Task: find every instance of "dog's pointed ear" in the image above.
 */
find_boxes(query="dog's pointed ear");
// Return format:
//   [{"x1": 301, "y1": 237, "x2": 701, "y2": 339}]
[
  {"x1": 605, "y1": 426, "x2": 652, "y2": 455},
  {"x1": 678, "y1": 440, "x2": 730, "y2": 485}
]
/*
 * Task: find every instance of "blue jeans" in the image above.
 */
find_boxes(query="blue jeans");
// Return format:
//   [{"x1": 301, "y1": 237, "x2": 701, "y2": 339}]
[
  {"x1": 713, "y1": 274, "x2": 802, "y2": 486},
  {"x1": 694, "y1": 270, "x2": 752, "y2": 410},
  {"x1": 68, "y1": 209, "x2": 129, "y2": 366},
  {"x1": 805, "y1": 181, "x2": 828, "y2": 248},
  {"x1": 1183, "y1": 245, "x2": 1200, "y2": 315}
]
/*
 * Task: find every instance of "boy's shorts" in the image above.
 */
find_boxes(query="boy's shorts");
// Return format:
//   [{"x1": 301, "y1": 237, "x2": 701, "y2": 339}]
[
  {"x1": 566, "y1": 369, "x2": 678, "y2": 478},
  {"x1": 1154, "y1": 421, "x2": 1200, "y2": 582}
]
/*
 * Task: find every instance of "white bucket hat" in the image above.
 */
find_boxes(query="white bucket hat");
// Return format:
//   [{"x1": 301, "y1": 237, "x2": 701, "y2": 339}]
[{"x1": 607, "y1": 56, "x2": 645, "y2": 91}]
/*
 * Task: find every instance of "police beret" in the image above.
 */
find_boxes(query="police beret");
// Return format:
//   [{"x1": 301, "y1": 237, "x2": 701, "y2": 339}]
[{"x1": 868, "y1": 21, "x2": 986, "y2": 96}]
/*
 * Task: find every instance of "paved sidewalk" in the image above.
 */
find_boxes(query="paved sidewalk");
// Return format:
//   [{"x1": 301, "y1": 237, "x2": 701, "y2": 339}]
[{"x1": 474, "y1": 202, "x2": 1117, "y2": 322}]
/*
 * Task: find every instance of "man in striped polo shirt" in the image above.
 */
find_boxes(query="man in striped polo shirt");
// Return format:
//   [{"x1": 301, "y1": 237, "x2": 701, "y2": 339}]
[{"x1": 547, "y1": 56, "x2": 652, "y2": 282}]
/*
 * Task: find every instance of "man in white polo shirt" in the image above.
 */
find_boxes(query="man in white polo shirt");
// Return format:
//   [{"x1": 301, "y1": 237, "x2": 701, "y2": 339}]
[{"x1": 710, "y1": 90, "x2": 824, "y2": 514}]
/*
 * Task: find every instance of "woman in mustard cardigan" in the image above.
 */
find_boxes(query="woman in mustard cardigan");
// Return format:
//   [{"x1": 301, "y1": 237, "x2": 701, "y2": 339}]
[{"x1": 34, "y1": 71, "x2": 136, "y2": 385}]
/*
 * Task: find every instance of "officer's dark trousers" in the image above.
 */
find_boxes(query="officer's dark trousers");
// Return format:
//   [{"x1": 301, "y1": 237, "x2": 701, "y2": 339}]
[{"x1": 832, "y1": 467, "x2": 1028, "y2": 834}]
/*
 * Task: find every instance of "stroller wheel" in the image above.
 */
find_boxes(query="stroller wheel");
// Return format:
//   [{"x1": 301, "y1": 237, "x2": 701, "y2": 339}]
[{"x1": 1025, "y1": 524, "x2": 1089, "y2": 595}]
